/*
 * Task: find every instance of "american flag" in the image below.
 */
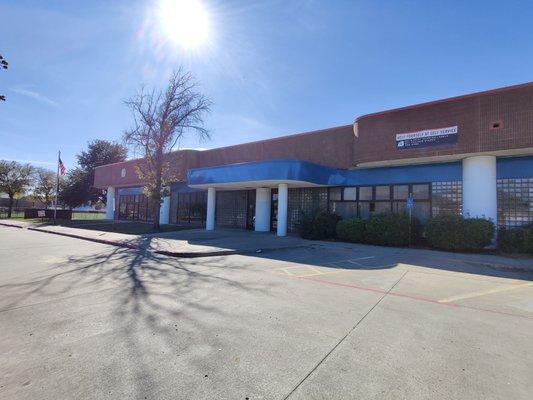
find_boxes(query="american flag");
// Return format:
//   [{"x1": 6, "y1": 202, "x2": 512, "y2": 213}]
[{"x1": 58, "y1": 156, "x2": 66, "y2": 176}]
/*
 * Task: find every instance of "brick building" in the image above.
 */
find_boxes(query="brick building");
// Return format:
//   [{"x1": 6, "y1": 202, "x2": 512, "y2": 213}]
[{"x1": 94, "y1": 82, "x2": 533, "y2": 236}]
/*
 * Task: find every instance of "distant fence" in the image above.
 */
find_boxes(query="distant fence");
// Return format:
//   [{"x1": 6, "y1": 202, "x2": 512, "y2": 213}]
[
  {"x1": 0, "y1": 208, "x2": 24, "y2": 219},
  {"x1": 0, "y1": 207, "x2": 106, "y2": 220},
  {"x1": 24, "y1": 209, "x2": 73, "y2": 220}
]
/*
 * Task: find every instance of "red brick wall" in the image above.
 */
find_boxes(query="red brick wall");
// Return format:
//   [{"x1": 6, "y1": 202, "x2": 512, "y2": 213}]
[
  {"x1": 94, "y1": 125, "x2": 355, "y2": 188},
  {"x1": 94, "y1": 150, "x2": 200, "y2": 188},
  {"x1": 354, "y1": 83, "x2": 533, "y2": 165}
]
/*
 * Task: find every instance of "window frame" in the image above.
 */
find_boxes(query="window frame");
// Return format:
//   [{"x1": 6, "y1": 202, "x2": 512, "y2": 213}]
[{"x1": 328, "y1": 182, "x2": 433, "y2": 219}]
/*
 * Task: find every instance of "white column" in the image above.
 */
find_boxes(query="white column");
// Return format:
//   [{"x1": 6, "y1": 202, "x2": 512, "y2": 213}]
[
  {"x1": 159, "y1": 195, "x2": 170, "y2": 225},
  {"x1": 462, "y1": 156, "x2": 497, "y2": 223},
  {"x1": 277, "y1": 183, "x2": 288, "y2": 236},
  {"x1": 105, "y1": 186, "x2": 115, "y2": 220},
  {"x1": 206, "y1": 187, "x2": 216, "y2": 230},
  {"x1": 255, "y1": 187, "x2": 271, "y2": 232}
]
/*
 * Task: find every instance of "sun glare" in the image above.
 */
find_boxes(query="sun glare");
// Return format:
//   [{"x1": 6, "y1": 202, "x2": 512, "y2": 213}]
[{"x1": 158, "y1": 0, "x2": 209, "y2": 49}]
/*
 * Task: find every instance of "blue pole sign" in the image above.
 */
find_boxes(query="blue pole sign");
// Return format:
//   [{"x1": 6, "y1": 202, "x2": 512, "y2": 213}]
[{"x1": 406, "y1": 196, "x2": 414, "y2": 209}]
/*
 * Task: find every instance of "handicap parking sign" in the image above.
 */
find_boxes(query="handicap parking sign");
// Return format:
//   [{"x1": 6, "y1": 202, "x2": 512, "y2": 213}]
[{"x1": 406, "y1": 197, "x2": 414, "y2": 209}]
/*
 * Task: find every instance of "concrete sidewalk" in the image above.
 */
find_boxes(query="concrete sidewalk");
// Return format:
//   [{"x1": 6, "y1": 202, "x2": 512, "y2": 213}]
[
  {"x1": 0, "y1": 219, "x2": 531, "y2": 271},
  {"x1": 0, "y1": 220, "x2": 307, "y2": 257}
]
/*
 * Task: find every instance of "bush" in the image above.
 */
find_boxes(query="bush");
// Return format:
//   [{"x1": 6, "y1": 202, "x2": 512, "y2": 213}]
[
  {"x1": 426, "y1": 214, "x2": 494, "y2": 251},
  {"x1": 336, "y1": 218, "x2": 366, "y2": 243},
  {"x1": 498, "y1": 224, "x2": 533, "y2": 254},
  {"x1": 298, "y1": 210, "x2": 341, "y2": 240},
  {"x1": 364, "y1": 212, "x2": 419, "y2": 247}
]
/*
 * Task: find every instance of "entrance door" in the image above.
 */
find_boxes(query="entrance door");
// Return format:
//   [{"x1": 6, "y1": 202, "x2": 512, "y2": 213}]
[
  {"x1": 270, "y1": 189, "x2": 278, "y2": 232},
  {"x1": 246, "y1": 190, "x2": 256, "y2": 230}
]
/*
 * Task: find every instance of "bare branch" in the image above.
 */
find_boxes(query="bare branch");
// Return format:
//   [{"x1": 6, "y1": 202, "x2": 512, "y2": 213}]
[{"x1": 122, "y1": 68, "x2": 211, "y2": 228}]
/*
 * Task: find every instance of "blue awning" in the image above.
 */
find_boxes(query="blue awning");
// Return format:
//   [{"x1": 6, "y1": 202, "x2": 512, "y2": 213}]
[
  {"x1": 186, "y1": 156, "x2": 533, "y2": 188},
  {"x1": 187, "y1": 159, "x2": 463, "y2": 187}
]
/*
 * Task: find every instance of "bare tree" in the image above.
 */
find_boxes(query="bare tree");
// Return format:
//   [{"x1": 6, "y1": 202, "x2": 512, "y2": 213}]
[
  {"x1": 33, "y1": 168, "x2": 56, "y2": 209},
  {"x1": 0, "y1": 160, "x2": 34, "y2": 217},
  {"x1": 0, "y1": 54, "x2": 8, "y2": 102},
  {"x1": 123, "y1": 68, "x2": 211, "y2": 228}
]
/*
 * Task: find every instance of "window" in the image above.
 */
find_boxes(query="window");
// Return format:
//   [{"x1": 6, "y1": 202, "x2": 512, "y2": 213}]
[
  {"x1": 288, "y1": 188, "x2": 328, "y2": 232},
  {"x1": 375, "y1": 186, "x2": 390, "y2": 200},
  {"x1": 432, "y1": 181, "x2": 462, "y2": 217},
  {"x1": 412, "y1": 184, "x2": 430, "y2": 200},
  {"x1": 359, "y1": 186, "x2": 372, "y2": 201},
  {"x1": 497, "y1": 178, "x2": 533, "y2": 228},
  {"x1": 330, "y1": 202, "x2": 357, "y2": 219},
  {"x1": 121, "y1": 168, "x2": 126, "y2": 178},
  {"x1": 177, "y1": 191, "x2": 207, "y2": 224},
  {"x1": 328, "y1": 183, "x2": 435, "y2": 222},
  {"x1": 343, "y1": 187, "x2": 357, "y2": 201},
  {"x1": 393, "y1": 185, "x2": 409, "y2": 200},
  {"x1": 329, "y1": 187, "x2": 342, "y2": 201},
  {"x1": 118, "y1": 192, "x2": 152, "y2": 221}
]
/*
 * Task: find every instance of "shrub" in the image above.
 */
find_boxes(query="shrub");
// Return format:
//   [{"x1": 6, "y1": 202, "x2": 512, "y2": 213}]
[
  {"x1": 364, "y1": 212, "x2": 419, "y2": 247},
  {"x1": 298, "y1": 210, "x2": 341, "y2": 240},
  {"x1": 464, "y1": 218, "x2": 495, "y2": 248},
  {"x1": 336, "y1": 218, "x2": 366, "y2": 243},
  {"x1": 498, "y1": 224, "x2": 533, "y2": 254},
  {"x1": 426, "y1": 214, "x2": 494, "y2": 251}
]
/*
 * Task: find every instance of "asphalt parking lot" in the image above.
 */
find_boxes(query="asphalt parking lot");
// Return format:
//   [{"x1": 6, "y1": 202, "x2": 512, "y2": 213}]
[{"x1": 1, "y1": 226, "x2": 532, "y2": 399}]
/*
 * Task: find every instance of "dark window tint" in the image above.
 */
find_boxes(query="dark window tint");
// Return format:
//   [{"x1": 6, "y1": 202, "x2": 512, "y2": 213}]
[
  {"x1": 359, "y1": 186, "x2": 373, "y2": 201},
  {"x1": 412, "y1": 184, "x2": 430, "y2": 200}
]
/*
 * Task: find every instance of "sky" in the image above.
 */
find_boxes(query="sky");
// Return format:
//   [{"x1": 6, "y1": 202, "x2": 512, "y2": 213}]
[{"x1": 1, "y1": 0, "x2": 533, "y2": 169}]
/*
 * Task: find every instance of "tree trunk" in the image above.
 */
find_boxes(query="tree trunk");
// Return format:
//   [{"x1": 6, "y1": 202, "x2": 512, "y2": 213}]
[
  {"x1": 153, "y1": 201, "x2": 161, "y2": 229},
  {"x1": 8, "y1": 195, "x2": 13, "y2": 218}
]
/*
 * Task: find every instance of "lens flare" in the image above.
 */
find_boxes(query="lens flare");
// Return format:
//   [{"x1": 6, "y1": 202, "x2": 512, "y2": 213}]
[{"x1": 157, "y1": 0, "x2": 209, "y2": 49}]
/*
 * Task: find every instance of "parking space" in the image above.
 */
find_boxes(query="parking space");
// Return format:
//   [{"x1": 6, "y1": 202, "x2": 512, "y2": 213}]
[{"x1": 1, "y1": 226, "x2": 532, "y2": 400}]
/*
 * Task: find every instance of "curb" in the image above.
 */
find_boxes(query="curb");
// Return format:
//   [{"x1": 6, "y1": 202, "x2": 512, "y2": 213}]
[
  {"x1": 1, "y1": 222, "x2": 242, "y2": 258},
  {"x1": 0, "y1": 222, "x2": 24, "y2": 229}
]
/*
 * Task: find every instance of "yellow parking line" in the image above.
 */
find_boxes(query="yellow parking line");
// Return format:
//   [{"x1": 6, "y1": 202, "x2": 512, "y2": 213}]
[
  {"x1": 438, "y1": 282, "x2": 533, "y2": 303},
  {"x1": 296, "y1": 270, "x2": 346, "y2": 278}
]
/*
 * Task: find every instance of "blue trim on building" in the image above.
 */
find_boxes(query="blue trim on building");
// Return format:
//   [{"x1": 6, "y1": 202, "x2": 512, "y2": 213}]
[
  {"x1": 170, "y1": 182, "x2": 206, "y2": 193},
  {"x1": 186, "y1": 159, "x2": 462, "y2": 186},
  {"x1": 187, "y1": 160, "x2": 342, "y2": 186},
  {"x1": 117, "y1": 186, "x2": 144, "y2": 196},
  {"x1": 342, "y1": 162, "x2": 462, "y2": 185},
  {"x1": 128, "y1": 156, "x2": 532, "y2": 191},
  {"x1": 496, "y1": 156, "x2": 533, "y2": 179}
]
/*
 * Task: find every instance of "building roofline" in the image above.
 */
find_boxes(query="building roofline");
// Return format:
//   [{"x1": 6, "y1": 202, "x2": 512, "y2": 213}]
[
  {"x1": 198, "y1": 124, "x2": 353, "y2": 154},
  {"x1": 95, "y1": 124, "x2": 353, "y2": 169},
  {"x1": 356, "y1": 81, "x2": 533, "y2": 121}
]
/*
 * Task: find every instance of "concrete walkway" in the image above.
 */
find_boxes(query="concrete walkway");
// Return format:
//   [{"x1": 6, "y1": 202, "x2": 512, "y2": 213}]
[
  {"x1": 0, "y1": 219, "x2": 531, "y2": 271},
  {"x1": 0, "y1": 220, "x2": 306, "y2": 257}
]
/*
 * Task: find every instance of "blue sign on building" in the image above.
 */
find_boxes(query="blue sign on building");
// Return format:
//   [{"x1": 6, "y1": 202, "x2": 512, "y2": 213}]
[{"x1": 396, "y1": 126, "x2": 458, "y2": 149}]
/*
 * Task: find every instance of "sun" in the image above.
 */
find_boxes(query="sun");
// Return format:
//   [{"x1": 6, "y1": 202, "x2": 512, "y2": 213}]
[{"x1": 157, "y1": 0, "x2": 209, "y2": 49}]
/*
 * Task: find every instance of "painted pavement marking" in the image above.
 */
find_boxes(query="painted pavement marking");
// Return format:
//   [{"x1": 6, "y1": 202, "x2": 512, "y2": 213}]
[{"x1": 438, "y1": 282, "x2": 533, "y2": 303}]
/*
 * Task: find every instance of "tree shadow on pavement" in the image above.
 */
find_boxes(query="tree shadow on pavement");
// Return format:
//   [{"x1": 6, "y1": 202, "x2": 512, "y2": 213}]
[{"x1": 0, "y1": 236, "x2": 274, "y2": 398}]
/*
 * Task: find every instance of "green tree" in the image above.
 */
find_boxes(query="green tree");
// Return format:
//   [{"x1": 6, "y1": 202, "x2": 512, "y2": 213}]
[
  {"x1": 0, "y1": 160, "x2": 34, "y2": 217},
  {"x1": 59, "y1": 140, "x2": 127, "y2": 208},
  {"x1": 32, "y1": 168, "x2": 56, "y2": 209},
  {"x1": 123, "y1": 68, "x2": 211, "y2": 228}
]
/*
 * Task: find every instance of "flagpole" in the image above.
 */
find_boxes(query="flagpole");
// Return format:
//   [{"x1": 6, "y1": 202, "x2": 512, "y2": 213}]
[{"x1": 54, "y1": 150, "x2": 60, "y2": 223}]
